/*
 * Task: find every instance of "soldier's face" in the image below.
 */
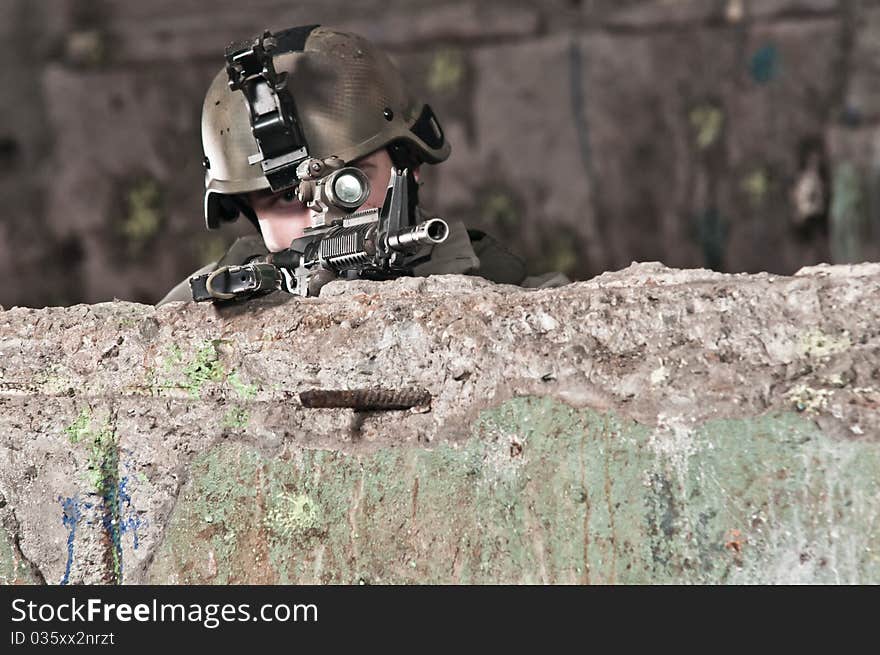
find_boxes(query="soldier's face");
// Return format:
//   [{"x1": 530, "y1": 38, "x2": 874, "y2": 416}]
[{"x1": 248, "y1": 148, "x2": 396, "y2": 252}]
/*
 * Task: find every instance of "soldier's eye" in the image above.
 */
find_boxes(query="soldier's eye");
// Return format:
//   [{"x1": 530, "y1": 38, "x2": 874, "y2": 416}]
[{"x1": 282, "y1": 190, "x2": 296, "y2": 203}]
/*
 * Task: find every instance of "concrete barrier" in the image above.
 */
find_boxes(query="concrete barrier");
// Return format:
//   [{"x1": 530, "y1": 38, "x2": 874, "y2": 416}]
[{"x1": 1, "y1": 263, "x2": 879, "y2": 583}]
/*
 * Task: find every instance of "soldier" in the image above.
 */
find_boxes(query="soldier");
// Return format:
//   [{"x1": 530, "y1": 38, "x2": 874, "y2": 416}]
[{"x1": 158, "y1": 26, "x2": 567, "y2": 306}]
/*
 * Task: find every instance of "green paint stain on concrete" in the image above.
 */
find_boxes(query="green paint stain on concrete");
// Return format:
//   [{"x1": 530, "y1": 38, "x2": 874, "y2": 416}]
[
  {"x1": 535, "y1": 229, "x2": 579, "y2": 278},
  {"x1": 427, "y1": 49, "x2": 465, "y2": 94},
  {"x1": 264, "y1": 493, "x2": 324, "y2": 541},
  {"x1": 161, "y1": 344, "x2": 184, "y2": 370},
  {"x1": 60, "y1": 407, "x2": 122, "y2": 582},
  {"x1": 63, "y1": 408, "x2": 118, "y2": 495},
  {"x1": 148, "y1": 398, "x2": 880, "y2": 584},
  {"x1": 64, "y1": 408, "x2": 92, "y2": 444},
  {"x1": 87, "y1": 420, "x2": 118, "y2": 495},
  {"x1": 156, "y1": 342, "x2": 259, "y2": 400},
  {"x1": 121, "y1": 178, "x2": 164, "y2": 252},
  {"x1": 222, "y1": 407, "x2": 249, "y2": 430},
  {"x1": 480, "y1": 190, "x2": 521, "y2": 230},
  {"x1": 742, "y1": 168, "x2": 770, "y2": 206},
  {"x1": 66, "y1": 30, "x2": 108, "y2": 66},
  {"x1": 159, "y1": 341, "x2": 228, "y2": 398},
  {"x1": 689, "y1": 105, "x2": 724, "y2": 150},
  {"x1": 182, "y1": 342, "x2": 226, "y2": 395},
  {"x1": 228, "y1": 372, "x2": 257, "y2": 400}
]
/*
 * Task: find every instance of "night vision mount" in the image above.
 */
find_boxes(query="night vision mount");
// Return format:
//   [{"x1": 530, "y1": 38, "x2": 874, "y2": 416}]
[{"x1": 225, "y1": 29, "x2": 311, "y2": 191}]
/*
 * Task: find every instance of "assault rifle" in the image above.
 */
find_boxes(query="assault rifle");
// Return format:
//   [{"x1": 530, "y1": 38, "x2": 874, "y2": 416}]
[{"x1": 189, "y1": 162, "x2": 449, "y2": 301}]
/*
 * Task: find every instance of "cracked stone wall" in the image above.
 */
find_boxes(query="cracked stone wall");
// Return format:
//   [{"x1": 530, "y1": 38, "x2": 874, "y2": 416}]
[
  {"x1": 1, "y1": 264, "x2": 879, "y2": 584},
  {"x1": 3, "y1": 0, "x2": 880, "y2": 309}
]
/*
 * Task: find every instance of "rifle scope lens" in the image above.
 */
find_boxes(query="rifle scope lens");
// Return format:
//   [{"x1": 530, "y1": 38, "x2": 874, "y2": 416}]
[{"x1": 333, "y1": 172, "x2": 367, "y2": 205}]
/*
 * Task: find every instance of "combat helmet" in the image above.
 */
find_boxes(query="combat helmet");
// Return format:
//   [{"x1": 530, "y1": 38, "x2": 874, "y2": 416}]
[{"x1": 201, "y1": 25, "x2": 450, "y2": 229}]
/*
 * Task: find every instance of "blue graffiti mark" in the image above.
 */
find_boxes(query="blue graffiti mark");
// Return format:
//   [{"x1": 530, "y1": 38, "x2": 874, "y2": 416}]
[
  {"x1": 100, "y1": 482, "x2": 123, "y2": 578},
  {"x1": 749, "y1": 44, "x2": 779, "y2": 84},
  {"x1": 81, "y1": 502, "x2": 96, "y2": 527},
  {"x1": 117, "y1": 476, "x2": 143, "y2": 550},
  {"x1": 59, "y1": 496, "x2": 81, "y2": 585},
  {"x1": 56, "y1": 463, "x2": 145, "y2": 584},
  {"x1": 99, "y1": 475, "x2": 145, "y2": 580}
]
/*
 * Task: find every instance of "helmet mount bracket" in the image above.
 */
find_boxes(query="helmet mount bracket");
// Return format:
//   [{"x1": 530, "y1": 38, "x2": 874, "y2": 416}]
[{"x1": 225, "y1": 30, "x2": 310, "y2": 191}]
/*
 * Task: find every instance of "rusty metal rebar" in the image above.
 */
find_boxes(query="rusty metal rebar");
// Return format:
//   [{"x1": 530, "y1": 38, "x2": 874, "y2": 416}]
[{"x1": 299, "y1": 387, "x2": 431, "y2": 411}]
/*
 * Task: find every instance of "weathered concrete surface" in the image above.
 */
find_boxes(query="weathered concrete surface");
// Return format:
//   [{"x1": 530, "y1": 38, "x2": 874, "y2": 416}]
[{"x1": 1, "y1": 264, "x2": 880, "y2": 584}]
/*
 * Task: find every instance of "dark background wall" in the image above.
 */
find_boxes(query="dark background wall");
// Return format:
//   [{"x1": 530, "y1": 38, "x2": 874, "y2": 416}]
[{"x1": 1, "y1": 0, "x2": 879, "y2": 308}]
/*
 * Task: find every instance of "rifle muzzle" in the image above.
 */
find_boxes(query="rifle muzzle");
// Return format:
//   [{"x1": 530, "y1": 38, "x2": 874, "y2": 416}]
[{"x1": 386, "y1": 218, "x2": 449, "y2": 252}]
